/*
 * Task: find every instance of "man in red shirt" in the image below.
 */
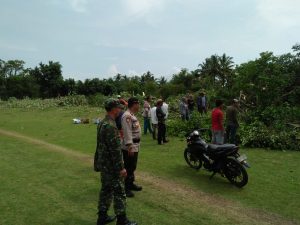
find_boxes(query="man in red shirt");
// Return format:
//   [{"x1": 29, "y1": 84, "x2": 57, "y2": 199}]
[{"x1": 211, "y1": 99, "x2": 224, "y2": 145}]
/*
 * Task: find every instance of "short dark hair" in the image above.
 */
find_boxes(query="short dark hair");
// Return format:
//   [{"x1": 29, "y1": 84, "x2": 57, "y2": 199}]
[
  {"x1": 156, "y1": 99, "x2": 163, "y2": 106},
  {"x1": 128, "y1": 97, "x2": 139, "y2": 108},
  {"x1": 215, "y1": 99, "x2": 223, "y2": 107}
]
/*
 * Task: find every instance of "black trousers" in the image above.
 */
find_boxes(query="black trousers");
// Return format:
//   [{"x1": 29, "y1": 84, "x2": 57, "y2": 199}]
[
  {"x1": 122, "y1": 150, "x2": 139, "y2": 188},
  {"x1": 157, "y1": 122, "x2": 166, "y2": 144},
  {"x1": 225, "y1": 124, "x2": 238, "y2": 144},
  {"x1": 197, "y1": 105, "x2": 207, "y2": 114}
]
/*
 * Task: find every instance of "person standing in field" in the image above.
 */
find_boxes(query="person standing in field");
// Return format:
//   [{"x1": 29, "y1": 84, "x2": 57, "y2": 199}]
[
  {"x1": 197, "y1": 92, "x2": 208, "y2": 114},
  {"x1": 187, "y1": 94, "x2": 195, "y2": 113},
  {"x1": 179, "y1": 97, "x2": 189, "y2": 121},
  {"x1": 150, "y1": 103, "x2": 158, "y2": 140},
  {"x1": 226, "y1": 99, "x2": 240, "y2": 144},
  {"x1": 161, "y1": 99, "x2": 169, "y2": 119},
  {"x1": 94, "y1": 98, "x2": 137, "y2": 225},
  {"x1": 161, "y1": 99, "x2": 169, "y2": 141},
  {"x1": 142, "y1": 96, "x2": 152, "y2": 135},
  {"x1": 121, "y1": 97, "x2": 142, "y2": 198},
  {"x1": 211, "y1": 99, "x2": 225, "y2": 145},
  {"x1": 116, "y1": 99, "x2": 128, "y2": 139},
  {"x1": 156, "y1": 99, "x2": 168, "y2": 145}
]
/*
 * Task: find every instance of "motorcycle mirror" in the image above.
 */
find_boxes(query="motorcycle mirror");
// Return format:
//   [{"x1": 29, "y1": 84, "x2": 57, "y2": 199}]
[{"x1": 193, "y1": 130, "x2": 199, "y2": 136}]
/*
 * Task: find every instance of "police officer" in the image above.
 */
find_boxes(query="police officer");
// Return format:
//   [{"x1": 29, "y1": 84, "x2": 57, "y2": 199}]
[
  {"x1": 121, "y1": 97, "x2": 142, "y2": 198},
  {"x1": 94, "y1": 98, "x2": 137, "y2": 225}
]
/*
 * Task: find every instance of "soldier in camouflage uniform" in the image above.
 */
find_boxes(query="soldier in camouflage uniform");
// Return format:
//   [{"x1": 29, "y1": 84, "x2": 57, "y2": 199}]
[{"x1": 94, "y1": 98, "x2": 138, "y2": 225}]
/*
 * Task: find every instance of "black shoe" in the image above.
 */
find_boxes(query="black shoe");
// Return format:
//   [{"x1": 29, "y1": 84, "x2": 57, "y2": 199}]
[
  {"x1": 163, "y1": 140, "x2": 169, "y2": 143},
  {"x1": 125, "y1": 189, "x2": 135, "y2": 198},
  {"x1": 116, "y1": 215, "x2": 138, "y2": 225},
  {"x1": 130, "y1": 183, "x2": 142, "y2": 191},
  {"x1": 97, "y1": 214, "x2": 116, "y2": 225},
  {"x1": 158, "y1": 142, "x2": 163, "y2": 145}
]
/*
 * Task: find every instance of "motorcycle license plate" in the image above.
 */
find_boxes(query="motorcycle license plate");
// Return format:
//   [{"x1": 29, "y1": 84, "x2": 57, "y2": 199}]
[{"x1": 237, "y1": 154, "x2": 247, "y2": 162}]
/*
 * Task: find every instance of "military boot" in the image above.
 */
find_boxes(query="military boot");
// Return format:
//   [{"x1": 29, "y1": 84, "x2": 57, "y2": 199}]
[
  {"x1": 116, "y1": 215, "x2": 138, "y2": 225},
  {"x1": 125, "y1": 188, "x2": 135, "y2": 198},
  {"x1": 97, "y1": 212, "x2": 116, "y2": 225},
  {"x1": 130, "y1": 183, "x2": 142, "y2": 191},
  {"x1": 125, "y1": 181, "x2": 135, "y2": 197}
]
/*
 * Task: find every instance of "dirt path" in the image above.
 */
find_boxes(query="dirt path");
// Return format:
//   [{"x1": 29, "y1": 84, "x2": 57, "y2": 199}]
[{"x1": 0, "y1": 128, "x2": 299, "y2": 225}]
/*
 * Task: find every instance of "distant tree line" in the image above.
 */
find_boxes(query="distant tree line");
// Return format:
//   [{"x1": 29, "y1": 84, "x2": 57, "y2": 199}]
[{"x1": 1, "y1": 44, "x2": 299, "y2": 110}]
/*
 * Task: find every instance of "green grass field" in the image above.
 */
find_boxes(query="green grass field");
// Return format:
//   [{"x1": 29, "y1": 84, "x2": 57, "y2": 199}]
[{"x1": 0, "y1": 107, "x2": 299, "y2": 225}]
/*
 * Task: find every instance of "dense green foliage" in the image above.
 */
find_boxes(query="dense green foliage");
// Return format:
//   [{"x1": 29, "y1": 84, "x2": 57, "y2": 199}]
[
  {"x1": 0, "y1": 44, "x2": 299, "y2": 150},
  {"x1": 1, "y1": 44, "x2": 299, "y2": 103},
  {"x1": 0, "y1": 95, "x2": 88, "y2": 109},
  {"x1": 166, "y1": 106, "x2": 300, "y2": 150}
]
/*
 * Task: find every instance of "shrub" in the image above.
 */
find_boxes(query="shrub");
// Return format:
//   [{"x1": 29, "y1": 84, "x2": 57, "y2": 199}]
[
  {"x1": 239, "y1": 121, "x2": 299, "y2": 151},
  {"x1": 57, "y1": 95, "x2": 88, "y2": 106},
  {"x1": 0, "y1": 95, "x2": 88, "y2": 109},
  {"x1": 167, "y1": 111, "x2": 211, "y2": 140},
  {"x1": 87, "y1": 94, "x2": 107, "y2": 107}
]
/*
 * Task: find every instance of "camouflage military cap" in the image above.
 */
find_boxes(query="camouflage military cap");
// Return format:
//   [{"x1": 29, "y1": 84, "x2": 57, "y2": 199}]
[{"x1": 104, "y1": 98, "x2": 124, "y2": 111}]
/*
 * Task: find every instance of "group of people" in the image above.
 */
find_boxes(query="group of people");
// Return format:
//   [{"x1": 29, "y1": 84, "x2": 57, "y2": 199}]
[
  {"x1": 211, "y1": 99, "x2": 240, "y2": 145},
  {"x1": 142, "y1": 96, "x2": 169, "y2": 145},
  {"x1": 178, "y1": 91, "x2": 240, "y2": 145},
  {"x1": 93, "y1": 94, "x2": 240, "y2": 225},
  {"x1": 179, "y1": 91, "x2": 209, "y2": 120},
  {"x1": 94, "y1": 95, "x2": 170, "y2": 225}
]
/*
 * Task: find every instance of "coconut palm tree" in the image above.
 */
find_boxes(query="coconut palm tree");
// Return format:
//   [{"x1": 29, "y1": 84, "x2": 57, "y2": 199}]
[
  {"x1": 219, "y1": 53, "x2": 234, "y2": 87},
  {"x1": 199, "y1": 54, "x2": 234, "y2": 87}
]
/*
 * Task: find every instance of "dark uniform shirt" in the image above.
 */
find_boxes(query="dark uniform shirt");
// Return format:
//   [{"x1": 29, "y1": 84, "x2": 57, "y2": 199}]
[
  {"x1": 187, "y1": 98, "x2": 195, "y2": 111},
  {"x1": 156, "y1": 106, "x2": 166, "y2": 124},
  {"x1": 226, "y1": 105, "x2": 239, "y2": 126}
]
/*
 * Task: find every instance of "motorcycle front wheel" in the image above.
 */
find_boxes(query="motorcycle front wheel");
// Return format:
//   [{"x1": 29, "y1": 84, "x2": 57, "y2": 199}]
[
  {"x1": 223, "y1": 158, "x2": 248, "y2": 188},
  {"x1": 184, "y1": 148, "x2": 202, "y2": 170}
]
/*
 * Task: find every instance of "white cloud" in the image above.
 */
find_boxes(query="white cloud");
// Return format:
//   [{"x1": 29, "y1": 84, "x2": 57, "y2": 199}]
[
  {"x1": 123, "y1": 0, "x2": 165, "y2": 16},
  {"x1": 107, "y1": 64, "x2": 120, "y2": 76},
  {"x1": 95, "y1": 41, "x2": 152, "y2": 52},
  {"x1": 171, "y1": 66, "x2": 181, "y2": 74},
  {"x1": 103, "y1": 56, "x2": 118, "y2": 61},
  {"x1": 257, "y1": 0, "x2": 300, "y2": 28},
  {"x1": 128, "y1": 69, "x2": 139, "y2": 76},
  {"x1": 121, "y1": 0, "x2": 174, "y2": 25},
  {"x1": 0, "y1": 42, "x2": 38, "y2": 52},
  {"x1": 68, "y1": 0, "x2": 88, "y2": 13}
]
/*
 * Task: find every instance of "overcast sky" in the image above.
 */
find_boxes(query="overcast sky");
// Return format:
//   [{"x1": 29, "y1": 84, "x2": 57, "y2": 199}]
[{"x1": 0, "y1": 0, "x2": 299, "y2": 80}]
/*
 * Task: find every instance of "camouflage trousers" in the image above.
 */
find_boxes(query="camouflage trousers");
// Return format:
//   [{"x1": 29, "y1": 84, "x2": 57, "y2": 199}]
[{"x1": 98, "y1": 172, "x2": 126, "y2": 216}]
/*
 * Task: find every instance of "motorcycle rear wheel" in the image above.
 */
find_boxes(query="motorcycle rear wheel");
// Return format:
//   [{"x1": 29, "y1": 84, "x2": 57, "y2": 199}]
[
  {"x1": 184, "y1": 148, "x2": 202, "y2": 170},
  {"x1": 224, "y1": 158, "x2": 248, "y2": 188}
]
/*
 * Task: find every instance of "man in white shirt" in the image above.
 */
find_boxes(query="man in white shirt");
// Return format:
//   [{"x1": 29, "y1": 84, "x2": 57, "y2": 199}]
[
  {"x1": 150, "y1": 104, "x2": 158, "y2": 140},
  {"x1": 161, "y1": 100, "x2": 169, "y2": 141},
  {"x1": 161, "y1": 101, "x2": 169, "y2": 119}
]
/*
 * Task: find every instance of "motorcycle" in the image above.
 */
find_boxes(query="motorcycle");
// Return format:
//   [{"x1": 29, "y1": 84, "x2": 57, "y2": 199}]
[{"x1": 184, "y1": 129, "x2": 250, "y2": 188}]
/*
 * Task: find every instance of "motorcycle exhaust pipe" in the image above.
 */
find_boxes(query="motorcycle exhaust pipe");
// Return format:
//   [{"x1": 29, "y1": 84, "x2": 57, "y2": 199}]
[{"x1": 242, "y1": 161, "x2": 251, "y2": 168}]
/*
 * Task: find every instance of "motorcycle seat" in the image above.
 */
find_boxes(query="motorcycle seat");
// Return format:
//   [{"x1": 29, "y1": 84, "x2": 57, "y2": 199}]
[{"x1": 208, "y1": 144, "x2": 236, "y2": 151}]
